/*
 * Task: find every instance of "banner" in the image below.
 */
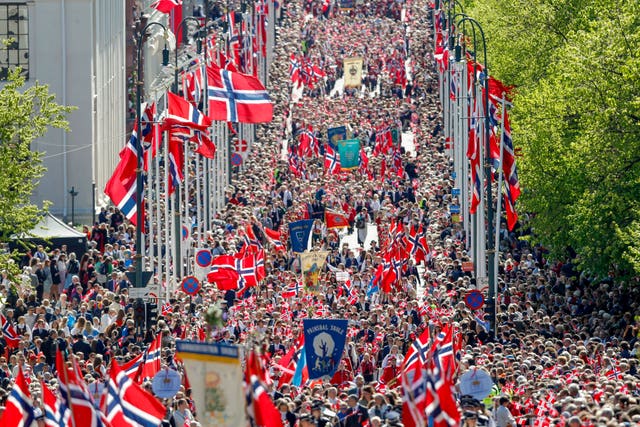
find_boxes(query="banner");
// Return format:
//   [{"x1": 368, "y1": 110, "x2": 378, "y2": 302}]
[
  {"x1": 175, "y1": 341, "x2": 244, "y2": 427},
  {"x1": 288, "y1": 219, "x2": 314, "y2": 253},
  {"x1": 300, "y1": 250, "x2": 329, "y2": 290},
  {"x1": 337, "y1": 139, "x2": 361, "y2": 170},
  {"x1": 327, "y1": 126, "x2": 347, "y2": 147},
  {"x1": 340, "y1": 0, "x2": 356, "y2": 11},
  {"x1": 303, "y1": 319, "x2": 348, "y2": 380},
  {"x1": 343, "y1": 57, "x2": 363, "y2": 88}
]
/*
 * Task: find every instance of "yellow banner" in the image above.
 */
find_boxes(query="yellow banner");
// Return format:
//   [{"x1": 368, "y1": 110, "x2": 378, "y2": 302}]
[
  {"x1": 176, "y1": 341, "x2": 245, "y2": 427},
  {"x1": 343, "y1": 57, "x2": 363, "y2": 88},
  {"x1": 301, "y1": 250, "x2": 329, "y2": 290}
]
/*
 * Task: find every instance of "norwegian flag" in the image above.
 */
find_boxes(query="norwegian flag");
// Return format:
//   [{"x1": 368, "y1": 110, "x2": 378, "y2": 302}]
[
  {"x1": 181, "y1": 62, "x2": 204, "y2": 106},
  {"x1": 105, "y1": 361, "x2": 166, "y2": 427},
  {"x1": 432, "y1": 325, "x2": 456, "y2": 381},
  {"x1": 282, "y1": 281, "x2": 302, "y2": 298},
  {"x1": 1, "y1": 313, "x2": 20, "y2": 348},
  {"x1": 42, "y1": 379, "x2": 71, "y2": 427},
  {"x1": 161, "y1": 302, "x2": 174, "y2": 317},
  {"x1": 165, "y1": 91, "x2": 212, "y2": 130},
  {"x1": 605, "y1": 366, "x2": 623, "y2": 380},
  {"x1": 401, "y1": 365, "x2": 427, "y2": 427},
  {"x1": 374, "y1": 125, "x2": 393, "y2": 155},
  {"x1": 467, "y1": 98, "x2": 482, "y2": 214},
  {"x1": 105, "y1": 127, "x2": 144, "y2": 227},
  {"x1": 424, "y1": 365, "x2": 460, "y2": 427},
  {"x1": 402, "y1": 328, "x2": 432, "y2": 373},
  {"x1": 139, "y1": 334, "x2": 162, "y2": 381},
  {"x1": 323, "y1": 143, "x2": 341, "y2": 175},
  {"x1": 245, "y1": 351, "x2": 284, "y2": 427},
  {"x1": 140, "y1": 102, "x2": 157, "y2": 164},
  {"x1": 263, "y1": 227, "x2": 286, "y2": 252},
  {"x1": 121, "y1": 353, "x2": 144, "y2": 383},
  {"x1": 56, "y1": 351, "x2": 108, "y2": 427},
  {"x1": 226, "y1": 11, "x2": 241, "y2": 67},
  {"x1": 206, "y1": 63, "x2": 273, "y2": 123},
  {"x1": 289, "y1": 53, "x2": 302, "y2": 86},
  {"x1": 236, "y1": 255, "x2": 260, "y2": 290},
  {"x1": 276, "y1": 334, "x2": 307, "y2": 385},
  {"x1": 408, "y1": 225, "x2": 429, "y2": 264},
  {"x1": 167, "y1": 134, "x2": 185, "y2": 195},
  {"x1": 207, "y1": 255, "x2": 240, "y2": 290},
  {"x1": 241, "y1": 223, "x2": 263, "y2": 254},
  {"x1": 1, "y1": 367, "x2": 34, "y2": 427},
  {"x1": 344, "y1": 280, "x2": 359, "y2": 305},
  {"x1": 501, "y1": 109, "x2": 520, "y2": 201},
  {"x1": 315, "y1": 305, "x2": 330, "y2": 318},
  {"x1": 151, "y1": 0, "x2": 182, "y2": 14}
]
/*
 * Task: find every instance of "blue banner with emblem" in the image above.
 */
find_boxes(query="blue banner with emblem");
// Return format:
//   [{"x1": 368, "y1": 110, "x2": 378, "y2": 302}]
[
  {"x1": 327, "y1": 126, "x2": 347, "y2": 148},
  {"x1": 303, "y1": 319, "x2": 348, "y2": 380},
  {"x1": 288, "y1": 219, "x2": 314, "y2": 253}
]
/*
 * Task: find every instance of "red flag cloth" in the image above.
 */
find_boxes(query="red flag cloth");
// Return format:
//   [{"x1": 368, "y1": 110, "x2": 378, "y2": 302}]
[
  {"x1": 105, "y1": 360, "x2": 166, "y2": 427},
  {"x1": 151, "y1": 0, "x2": 182, "y2": 15},
  {"x1": 0, "y1": 367, "x2": 34, "y2": 426},
  {"x1": 264, "y1": 227, "x2": 286, "y2": 252},
  {"x1": 167, "y1": 134, "x2": 185, "y2": 195},
  {"x1": 206, "y1": 63, "x2": 273, "y2": 123},
  {"x1": 121, "y1": 352, "x2": 144, "y2": 383},
  {"x1": 246, "y1": 351, "x2": 284, "y2": 427},
  {"x1": 165, "y1": 92, "x2": 212, "y2": 130},
  {"x1": 42, "y1": 379, "x2": 68, "y2": 426},
  {"x1": 139, "y1": 334, "x2": 162, "y2": 381},
  {"x1": 324, "y1": 209, "x2": 350, "y2": 229},
  {"x1": 1, "y1": 314, "x2": 20, "y2": 349},
  {"x1": 207, "y1": 255, "x2": 240, "y2": 289}
]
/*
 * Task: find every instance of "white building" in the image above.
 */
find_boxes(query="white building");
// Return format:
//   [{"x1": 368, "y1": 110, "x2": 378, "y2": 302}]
[{"x1": 0, "y1": 0, "x2": 127, "y2": 224}]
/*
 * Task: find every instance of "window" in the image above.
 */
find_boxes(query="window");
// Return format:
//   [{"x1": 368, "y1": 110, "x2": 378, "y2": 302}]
[{"x1": 0, "y1": 3, "x2": 28, "y2": 80}]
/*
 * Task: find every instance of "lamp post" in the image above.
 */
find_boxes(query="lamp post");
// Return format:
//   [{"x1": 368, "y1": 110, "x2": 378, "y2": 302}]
[
  {"x1": 68, "y1": 186, "x2": 78, "y2": 226},
  {"x1": 456, "y1": 16, "x2": 497, "y2": 337},
  {"x1": 135, "y1": 22, "x2": 169, "y2": 289}
]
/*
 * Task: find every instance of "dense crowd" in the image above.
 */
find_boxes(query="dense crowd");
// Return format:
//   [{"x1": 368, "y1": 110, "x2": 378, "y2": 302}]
[{"x1": 0, "y1": 0, "x2": 639, "y2": 426}]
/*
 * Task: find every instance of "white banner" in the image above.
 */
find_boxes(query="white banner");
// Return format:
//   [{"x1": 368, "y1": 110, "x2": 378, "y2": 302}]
[{"x1": 176, "y1": 341, "x2": 245, "y2": 427}]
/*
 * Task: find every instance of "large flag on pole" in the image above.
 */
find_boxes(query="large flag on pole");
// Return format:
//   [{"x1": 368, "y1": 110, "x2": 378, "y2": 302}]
[
  {"x1": 206, "y1": 63, "x2": 273, "y2": 123},
  {"x1": 0, "y1": 367, "x2": 34, "y2": 427},
  {"x1": 176, "y1": 341, "x2": 245, "y2": 427}
]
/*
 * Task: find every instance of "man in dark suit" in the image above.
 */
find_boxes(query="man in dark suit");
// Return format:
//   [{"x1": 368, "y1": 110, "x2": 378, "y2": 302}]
[{"x1": 341, "y1": 394, "x2": 369, "y2": 427}]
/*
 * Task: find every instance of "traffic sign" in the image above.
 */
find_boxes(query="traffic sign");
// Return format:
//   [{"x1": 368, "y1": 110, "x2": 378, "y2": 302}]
[
  {"x1": 449, "y1": 205, "x2": 461, "y2": 214},
  {"x1": 152, "y1": 368, "x2": 182, "y2": 399},
  {"x1": 231, "y1": 153, "x2": 243, "y2": 166},
  {"x1": 462, "y1": 261, "x2": 474, "y2": 272},
  {"x1": 464, "y1": 290, "x2": 485, "y2": 310},
  {"x1": 195, "y1": 249, "x2": 213, "y2": 268},
  {"x1": 125, "y1": 271, "x2": 153, "y2": 288},
  {"x1": 181, "y1": 275, "x2": 201, "y2": 296},
  {"x1": 452, "y1": 188, "x2": 460, "y2": 196},
  {"x1": 182, "y1": 225, "x2": 190, "y2": 241},
  {"x1": 128, "y1": 285, "x2": 159, "y2": 300}
]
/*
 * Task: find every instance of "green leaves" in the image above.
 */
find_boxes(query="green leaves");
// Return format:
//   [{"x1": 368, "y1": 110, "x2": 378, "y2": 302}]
[
  {"x1": 464, "y1": 0, "x2": 640, "y2": 276},
  {"x1": 0, "y1": 68, "x2": 74, "y2": 241}
]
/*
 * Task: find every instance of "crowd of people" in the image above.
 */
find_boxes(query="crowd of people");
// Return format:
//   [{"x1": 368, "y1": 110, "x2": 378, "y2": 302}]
[{"x1": 0, "y1": 0, "x2": 639, "y2": 426}]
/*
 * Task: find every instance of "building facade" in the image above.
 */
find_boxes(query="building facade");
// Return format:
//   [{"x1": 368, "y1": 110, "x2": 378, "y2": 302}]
[{"x1": 0, "y1": 0, "x2": 127, "y2": 224}]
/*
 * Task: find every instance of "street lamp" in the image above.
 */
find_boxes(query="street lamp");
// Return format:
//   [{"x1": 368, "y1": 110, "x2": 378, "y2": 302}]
[
  {"x1": 134, "y1": 22, "x2": 169, "y2": 290},
  {"x1": 456, "y1": 16, "x2": 497, "y2": 337},
  {"x1": 68, "y1": 186, "x2": 78, "y2": 226}
]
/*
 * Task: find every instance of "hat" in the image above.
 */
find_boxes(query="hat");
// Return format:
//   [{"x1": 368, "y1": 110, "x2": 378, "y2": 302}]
[{"x1": 386, "y1": 411, "x2": 400, "y2": 421}]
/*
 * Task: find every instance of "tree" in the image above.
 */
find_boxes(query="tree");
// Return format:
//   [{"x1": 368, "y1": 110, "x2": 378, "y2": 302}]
[
  {"x1": 0, "y1": 68, "x2": 74, "y2": 277},
  {"x1": 463, "y1": 0, "x2": 640, "y2": 276}
]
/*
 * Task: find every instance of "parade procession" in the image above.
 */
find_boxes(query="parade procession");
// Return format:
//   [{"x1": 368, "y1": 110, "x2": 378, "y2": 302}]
[{"x1": 0, "y1": 0, "x2": 638, "y2": 426}]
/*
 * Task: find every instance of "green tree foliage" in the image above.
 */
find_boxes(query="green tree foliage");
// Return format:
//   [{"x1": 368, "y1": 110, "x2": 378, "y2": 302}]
[
  {"x1": 0, "y1": 68, "x2": 74, "y2": 277},
  {"x1": 462, "y1": 0, "x2": 640, "y2": 276}
]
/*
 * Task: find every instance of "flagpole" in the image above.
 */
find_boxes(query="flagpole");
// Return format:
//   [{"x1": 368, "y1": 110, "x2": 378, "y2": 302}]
[{"x1": 155, "y1": 95, "x2": 164, "y2": 309}]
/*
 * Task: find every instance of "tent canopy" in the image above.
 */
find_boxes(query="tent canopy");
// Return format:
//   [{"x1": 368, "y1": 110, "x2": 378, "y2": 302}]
[{"x1": 10, "y1": 213, "x2": 87, "y2": 257}]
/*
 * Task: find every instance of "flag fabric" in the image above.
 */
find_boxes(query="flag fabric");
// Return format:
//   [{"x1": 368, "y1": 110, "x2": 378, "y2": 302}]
[
  {"x1": 276, "y1": 334, "x2": 307, "y2": 385},
  {"x1": 424, "y1": 365, "x2": 460, "y2": 427},
  {"x1": 408, "y1": 225, "x2": 429, "y2": 264},
  {"x1": 336, "y1": 139, "x2": 361, "y2": 170},
  {"x1": 105, "y1": 130, "x2": 143, "y2": 226},
  {"x1": 401, "y1": 366, "x2": 427, "y2": 427},
  {"x1": 323, "y1": 143, "x2": 341, "y2": 175},
  {"x1": 42, "y1": 379, "x2": 70, "y2": 427},
  {"x1": 56, "y1": 351, "x2": 106, "y2": 427},
  {"x1": 207, "y1": 255, "x2": 241, "y2": 289},
  {"x1": 139, "y1": 334, "x2": 162, "y2": 381},
  {"x1": 245, "y1": 351, "x2": 284, "y2": 427},
  {"x1": 169, "y1": 123, "x2": 216, "y2": 159},
  {"x1": 401, "y1": 328, "x2": 431, "y2": 373},
  {"x1": 161, "y1": 302, "x2": 174, "y2": 317},
  {"x1": 324, "y1": 209, "x2": 350, "y2": 229},
  {"x1": 303, "y1": 319, "x2": 348, "y2": 380},
  {"x1": 206, "y1": 63, "x2": 273, "y2": 123},
  {"x1": 165, "y1": 91, "x2": 212, "y2": 130},
  {"x1": 0, "y1": 367, "x2": 34, "y2": 427},
  {"x1": 1, "y1": 313, "x2": 20, "y2": 348},
  {"x1": 288, "y1": 219, "x2": 314, "y2": 253},
  {"x1": 264, "y1": 227, "x2": 286, "y2": 252},
  {"x1": 167, "y1": 134, "x2": 185, "y2": 195},
  {"x1": 151, "y1": 0, "x2": 182, "y2": 14},
  {"x1": 105, "y1": 360, "x2": 166, "y2": 427},
  {"x1": 289, "y1": 53, "x2": 302, "y2": 87},
  {"x1": 121, "y1": 353, "x2": 144, "y2": 382},
  {"x1": 281, "y1": 281, "x2": 302, "y2": 298},
  {"x1": 291, "y1": 346, "x2": 308, "y2": 387},
  {"x1": 236, "y1": 254, "x2": 259, "y2": 290}
]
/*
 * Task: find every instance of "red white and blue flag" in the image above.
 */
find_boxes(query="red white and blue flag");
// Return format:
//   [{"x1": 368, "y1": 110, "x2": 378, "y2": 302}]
[
  {"x1": 323, "y1": 143, "x2": 341, "y2": 175},
  {"x1": 42, "y1": 379, "x2": 71, "y2": 427},
  {"x1": 139, "y1": 334, "x2": 162, "y2": 381},
  {"x1": 206, "y1": 63, "x2": 273, "y2": 123},
  {"x1": 121, "y1": 352, "x2": 144, "y2": 383},
  {"x1": 263, "y1": 227, "x2": 286, "y2": 252},
  {"x1": 165, "y1": 91, "x2": 212, "y2": 129},
  {"x1": 0, "y1": 367, "x2": 34, "y2": 427},
  {"x1": 1, "y1": 313, "x2": 20, "y2": 348},
  {"x1": 105, "y1": 361, "x2": 166, "y2": 427}
]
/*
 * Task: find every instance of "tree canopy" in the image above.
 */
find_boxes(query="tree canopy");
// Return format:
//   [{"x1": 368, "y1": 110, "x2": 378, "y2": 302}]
[
  {"x1": 461, "y1": 0, "x2": 640, "y2": 277},
  {"x1": 0, "y1": 68, "x2": 74, "y2": 276}
]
